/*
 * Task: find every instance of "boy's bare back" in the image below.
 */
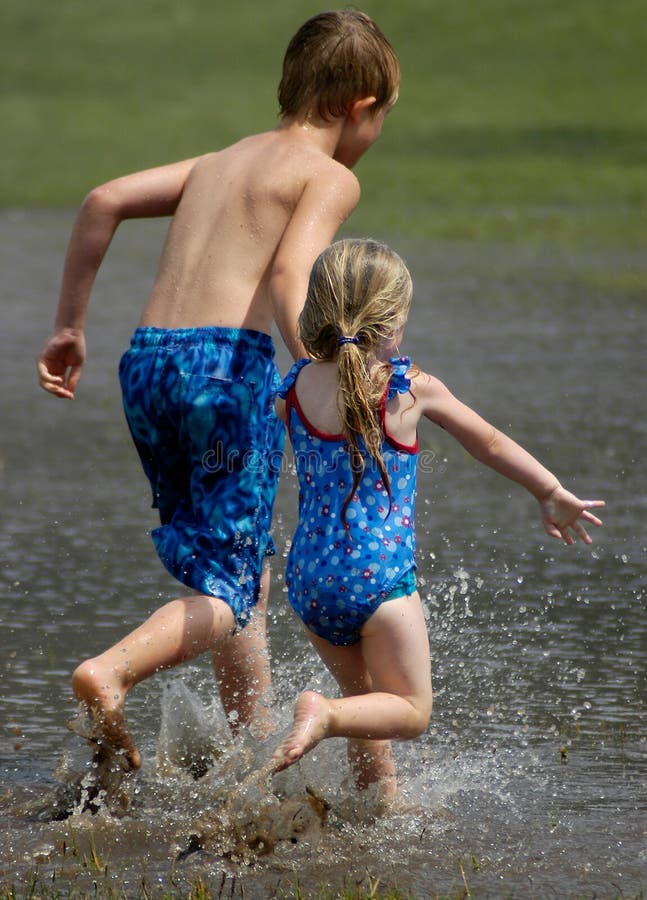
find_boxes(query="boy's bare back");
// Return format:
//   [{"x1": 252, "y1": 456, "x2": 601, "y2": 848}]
[{"x1": 140, "y1": 126, "x2": 360, "y2": 347}]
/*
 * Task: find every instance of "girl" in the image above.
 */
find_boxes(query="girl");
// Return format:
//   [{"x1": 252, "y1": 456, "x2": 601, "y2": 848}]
[{"x1": 271, "y1": 239, "x2": 604, "y2": 799}]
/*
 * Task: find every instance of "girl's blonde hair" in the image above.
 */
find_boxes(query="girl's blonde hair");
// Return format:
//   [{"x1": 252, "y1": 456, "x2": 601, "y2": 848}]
[{"x1": 298, "y1": 239, "x2": 413, "y2": 522}]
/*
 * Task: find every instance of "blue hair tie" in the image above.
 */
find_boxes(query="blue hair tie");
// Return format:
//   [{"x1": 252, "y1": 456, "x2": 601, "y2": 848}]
[{"x1": 337, "y1": 335, "x2": 359, "y2": 346}]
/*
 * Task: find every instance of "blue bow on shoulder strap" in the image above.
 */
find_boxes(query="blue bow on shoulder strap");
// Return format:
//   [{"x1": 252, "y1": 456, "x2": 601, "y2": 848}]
[{"x1": 387, "y1": 356, "x2": 412, "y2": 400}]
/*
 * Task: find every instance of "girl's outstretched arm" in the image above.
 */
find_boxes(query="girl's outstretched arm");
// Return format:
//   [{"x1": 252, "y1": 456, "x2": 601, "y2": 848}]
[{"x1": 414, "y1": 371, "x2": 605, "y2": 544}]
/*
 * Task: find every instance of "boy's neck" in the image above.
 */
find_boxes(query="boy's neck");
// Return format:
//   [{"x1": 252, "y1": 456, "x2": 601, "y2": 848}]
[{"x1": 276, "y1": 114, "x2": 346, "y2": 160}]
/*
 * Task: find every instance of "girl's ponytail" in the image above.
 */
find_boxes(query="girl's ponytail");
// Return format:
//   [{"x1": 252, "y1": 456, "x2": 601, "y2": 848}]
[{"x1": 298, "y1": 239, "x2": 413, "y2": 526}]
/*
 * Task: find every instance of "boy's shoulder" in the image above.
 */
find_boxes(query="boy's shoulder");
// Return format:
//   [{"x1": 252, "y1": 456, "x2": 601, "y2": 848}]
[
  {"x1": 304, "y1": 151, "x2": 360, "y2": 195},
  {"x1": 251, "y1": 129, "x2": 362, "y2": 207},
  {"x1": 187, "y1": 129, "x2": 361, "y2": 228},
  {"x1": 201, "y1": 130, "x2": 359, "y2": 192}
]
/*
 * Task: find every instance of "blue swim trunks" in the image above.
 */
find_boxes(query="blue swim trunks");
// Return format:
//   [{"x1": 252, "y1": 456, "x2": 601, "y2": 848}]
[{"x1": 119, "y1": 326, "x2": 285, "y2": 627}]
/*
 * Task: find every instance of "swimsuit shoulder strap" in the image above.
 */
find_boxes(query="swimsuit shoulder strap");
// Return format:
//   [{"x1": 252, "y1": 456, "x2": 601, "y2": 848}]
[
  {"x1": 381, "y1": 356, "x2": 418, "y2": 453},
  {"x1": 277, "y1": 358, "x2": 311, "y2": 398}
]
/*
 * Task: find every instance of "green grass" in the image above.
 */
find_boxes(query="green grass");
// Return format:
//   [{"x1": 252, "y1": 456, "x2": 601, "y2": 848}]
[
  {"x1": 1, "y1": 870, "x2": 644, "y2": 899},
  {"x1": 0, "y1": 872, "x2": 439, "y2": 900},
  {"x1": 2, "y1": 0, "x2": 646, "y2": 245}
]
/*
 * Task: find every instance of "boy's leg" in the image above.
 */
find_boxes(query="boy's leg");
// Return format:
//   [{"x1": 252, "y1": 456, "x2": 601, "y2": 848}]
[
  {"x1": 72, "y1": 593, "x2": 237, "y2": 769},
  {"x1": 272, "y1": 592, "x2": 432, "y2": 793},
  {"x1": 211, "y1": 560, "x2": 273, "y2": 738}
]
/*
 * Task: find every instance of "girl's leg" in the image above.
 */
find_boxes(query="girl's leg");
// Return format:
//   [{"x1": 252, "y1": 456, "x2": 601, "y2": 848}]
[
  {"x1": 72, "y1": 593, "x2": 237, "y2": 769},
  {"x1": 275, "y1": 654, "x2": 398, "y2": 794},
  {"x1": 211, "y1": 561, "x2": 273, "y2": 738},
  {"x1": 305, "y1": 631, "x2": 398, "y2": 792},
  {"x1": 272, "y1": 591, "x2": 432, "y2": 792}
]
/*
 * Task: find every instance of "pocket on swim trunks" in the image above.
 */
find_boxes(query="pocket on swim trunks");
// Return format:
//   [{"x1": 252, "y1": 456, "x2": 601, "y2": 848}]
[{"x1": 178, "y1": 374, "x2": 259, "y2": 469}]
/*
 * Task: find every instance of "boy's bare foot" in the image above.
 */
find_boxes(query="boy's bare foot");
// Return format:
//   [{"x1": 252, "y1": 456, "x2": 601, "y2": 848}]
[
  {"x1": 71, "y1": 659, "x2": 141, "y2": 770},
  {"x1": 271, "y1": 690, "x2": 330, "y2": 773}
]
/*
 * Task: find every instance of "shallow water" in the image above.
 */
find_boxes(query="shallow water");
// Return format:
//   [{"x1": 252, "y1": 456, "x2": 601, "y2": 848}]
[{"x1": 1, "y1": 210, "x2": 646, "y2": 897}]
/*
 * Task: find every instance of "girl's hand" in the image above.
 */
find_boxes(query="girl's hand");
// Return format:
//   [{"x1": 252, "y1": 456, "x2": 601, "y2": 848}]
[{"x1": 540, "y1": 485, "x2": 605, "y2": 545}]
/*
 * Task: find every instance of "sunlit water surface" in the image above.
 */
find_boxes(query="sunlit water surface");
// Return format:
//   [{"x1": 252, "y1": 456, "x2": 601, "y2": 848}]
[{"x1": 1, "y1": 212, "x2": 645, "y2": 897}]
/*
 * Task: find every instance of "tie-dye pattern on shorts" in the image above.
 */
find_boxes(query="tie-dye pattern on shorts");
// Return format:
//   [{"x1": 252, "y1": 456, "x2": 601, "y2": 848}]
[{"x1": 119, "y1": 326, "x2": 285, "y2": 627}]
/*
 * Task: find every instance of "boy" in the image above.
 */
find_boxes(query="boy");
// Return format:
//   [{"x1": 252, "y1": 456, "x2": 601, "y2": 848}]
[{"x1": 37, "y1": 10, "x2": 400, "y2": 771}]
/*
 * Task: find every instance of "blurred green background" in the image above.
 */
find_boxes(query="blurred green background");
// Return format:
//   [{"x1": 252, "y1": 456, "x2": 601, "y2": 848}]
[{"x1": 2, "y1": 0, "x2": 646, "y2": 246}]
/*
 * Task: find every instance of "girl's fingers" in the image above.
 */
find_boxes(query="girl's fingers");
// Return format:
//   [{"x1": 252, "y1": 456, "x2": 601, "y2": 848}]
[
  {"x1": 571, "y1": 522, "x2": 592, "y2": 544},
  {"x1": 545, "y1": 522, "x2": 563, "y2": 541}
]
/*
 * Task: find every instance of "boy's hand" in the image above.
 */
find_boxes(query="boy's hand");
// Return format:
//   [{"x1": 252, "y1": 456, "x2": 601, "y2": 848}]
[
  {"x1": 37, "y1": 329, "x2": 86, "y2": 399},
  {"x1": 540, "y1": 485, "x2": 605, "y2": 545}
]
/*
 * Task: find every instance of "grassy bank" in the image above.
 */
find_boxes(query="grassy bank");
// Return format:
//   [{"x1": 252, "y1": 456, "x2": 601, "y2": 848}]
[{"x1": 2, "y1": 0, "x2": 646, "y2": 246}]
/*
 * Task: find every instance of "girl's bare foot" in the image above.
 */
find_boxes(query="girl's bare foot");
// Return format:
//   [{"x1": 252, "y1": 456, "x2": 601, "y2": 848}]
[
  {"x1": 71, "y1": 659, "x2": 141, "y2": 770},
  {"x1": 271, "y1": 690, "x2": 330, "y2": 773}
]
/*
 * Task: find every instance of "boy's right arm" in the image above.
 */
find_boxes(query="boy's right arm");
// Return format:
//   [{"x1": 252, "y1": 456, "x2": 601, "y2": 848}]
[
  {"x1": 38, "y1": 158, "x2": 201, "y2": 399},
  {"x1": 269, "y1": 165, "x2": 360, "y2": 361}
]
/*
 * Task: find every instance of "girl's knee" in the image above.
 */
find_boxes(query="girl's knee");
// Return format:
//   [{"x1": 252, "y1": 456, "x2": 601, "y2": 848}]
[
  {"x1": 405, "y1": 694, "x2": 432, "y2": 738},
  {"x1": 402, "y1": 715, "x2": 429, "y2": 739}
]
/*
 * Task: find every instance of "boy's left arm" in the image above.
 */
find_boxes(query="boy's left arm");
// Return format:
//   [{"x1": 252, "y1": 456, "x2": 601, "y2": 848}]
[{"x1": 269, "y1": 165, "x2": 360, "y2": 361}]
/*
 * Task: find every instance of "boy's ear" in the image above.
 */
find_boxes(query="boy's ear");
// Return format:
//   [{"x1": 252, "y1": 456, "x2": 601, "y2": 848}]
[{"x1": 348, "y1": 96, "x2": 377, "y2": 122}]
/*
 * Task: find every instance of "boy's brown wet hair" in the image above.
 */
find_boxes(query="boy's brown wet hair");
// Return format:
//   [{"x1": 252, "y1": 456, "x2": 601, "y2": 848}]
[{"x1": 278, "y1": 10, "x2": 400, "y2": 121}]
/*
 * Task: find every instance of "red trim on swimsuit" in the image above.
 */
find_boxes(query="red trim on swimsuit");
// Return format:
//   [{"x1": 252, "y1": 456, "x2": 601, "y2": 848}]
[
  {"x1": 380, "y1": 390, "x2": 419, "y2": 454},
  {"x1": 286, "y1": 385, "x2": 345, "y2": 442},
  {"x1": 286, "y1": 383, "x2": 418, "y2": 455}
]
